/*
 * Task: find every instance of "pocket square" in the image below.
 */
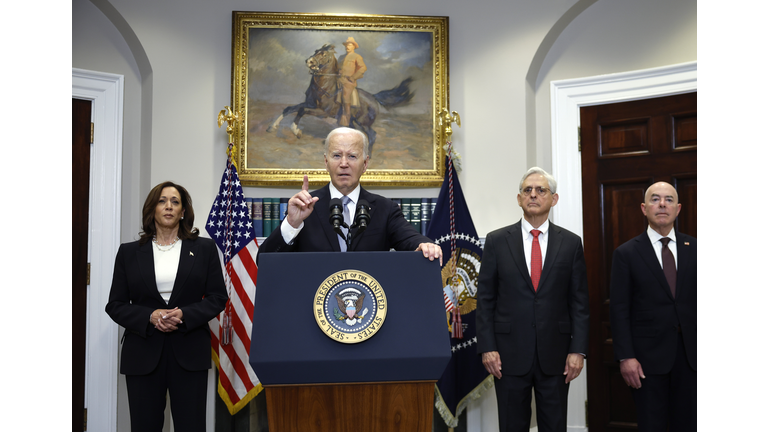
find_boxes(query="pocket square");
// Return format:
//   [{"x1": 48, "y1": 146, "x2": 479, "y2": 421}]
[{"x1": 190, "y1": 251, "x2": 195, "y2": 256}]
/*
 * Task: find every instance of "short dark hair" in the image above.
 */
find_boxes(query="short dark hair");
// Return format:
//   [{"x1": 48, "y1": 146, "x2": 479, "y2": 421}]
[{"x1": 139, "y1": 181, "x2": 199, "y2": 245}]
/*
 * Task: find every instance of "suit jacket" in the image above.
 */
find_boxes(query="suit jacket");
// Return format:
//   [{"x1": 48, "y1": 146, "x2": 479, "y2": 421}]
[
  {"x1": 105, "y1": 237, "x2": 227, "y2": 375},
  {"x1": 609, "y1": 230, "x2": 697, "y2": 373},
  {"x1": 258, "y1": 184, "x2": 432, "y2": 257},
  {"x1": 476, "y1": 220, "x2": 590, "y2": 376}
]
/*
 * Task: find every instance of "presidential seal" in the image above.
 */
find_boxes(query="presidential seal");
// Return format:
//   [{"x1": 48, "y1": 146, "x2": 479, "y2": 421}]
[{"x1": 313, "y1": 270, "x2": 387, "y2": 343}]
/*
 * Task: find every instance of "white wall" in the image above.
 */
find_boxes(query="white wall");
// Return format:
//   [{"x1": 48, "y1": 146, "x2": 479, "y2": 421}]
[
  {"x1": 72, "y1": 0, "x2": 696, "y2": 236},
  {"x1": 73, "y1": 0, "x2": 146, "y2": 243},
  {"x1": 72, "y1": 0, "x2": 696, "y2": 430}
]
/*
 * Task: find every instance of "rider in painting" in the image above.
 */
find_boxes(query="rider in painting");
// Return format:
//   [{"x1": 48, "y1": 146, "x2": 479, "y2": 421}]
[{"x1": 336, "y1": 37, "x2": 367, "y2": 127}]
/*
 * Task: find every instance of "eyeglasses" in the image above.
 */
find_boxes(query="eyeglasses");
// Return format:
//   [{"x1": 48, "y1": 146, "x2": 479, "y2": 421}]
[{"x1": 520, "y1": 186, "x2": 551, "y2": 196}]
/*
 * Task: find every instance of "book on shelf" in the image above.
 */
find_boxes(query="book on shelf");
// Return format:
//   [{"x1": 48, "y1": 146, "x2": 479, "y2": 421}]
[
  {"x1": 429, "y1": 198, "x2": 436, "y2": 232},
  {"x1": 410, "y1": 198, "x2": 421, "y2": 233},
  {"x1": 420, "y1": 198, "x2": 430, "y2": 235},
  {"x1": 271, "y1": 199, "x2": 281, "y2": 235},
  {"x1": 252, "y1": 198, "x2": 263, "y2": 237},
  {"x1": 279, "y1": 198, "x2": 289, "y2": 225},
  {"x1": 262, "y1": 198, "x2": 273, "y2": 237},
  {"x1": 400, "y1": 198, "x2": 411, "y2": 225}
]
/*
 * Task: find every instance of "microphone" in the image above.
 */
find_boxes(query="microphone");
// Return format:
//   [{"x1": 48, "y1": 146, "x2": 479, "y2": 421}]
[
  {"x1": 353, "y1": 199, "x2": 371, "y2": 230},
  {"x1": 329, "y1": 198, "x2": 345, "y2": 230}
]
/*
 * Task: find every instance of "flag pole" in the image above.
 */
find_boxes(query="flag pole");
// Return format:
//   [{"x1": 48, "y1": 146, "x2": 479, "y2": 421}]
[
  {"x1": 216, "y1": 106, "x2": 243, "y2": 345},
  {"x1": 209, "y1": 107, "x2": 263, "y2": 414},
  {"x1": 439, "y1": 108, "x2": 463, "y2": 339},
  {"x1": 217, "y1": 106, "x2": 241, "y2": 168}
]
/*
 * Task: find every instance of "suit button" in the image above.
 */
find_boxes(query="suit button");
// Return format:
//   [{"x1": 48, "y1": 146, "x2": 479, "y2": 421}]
[{"x1": 532, "y1": 323, "x2": 536, "y2": 328}]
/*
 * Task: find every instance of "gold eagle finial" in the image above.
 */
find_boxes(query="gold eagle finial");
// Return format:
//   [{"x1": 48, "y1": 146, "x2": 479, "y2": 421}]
[{"x1": 439, "y1": 108, "x2": 461, "y2": 142}]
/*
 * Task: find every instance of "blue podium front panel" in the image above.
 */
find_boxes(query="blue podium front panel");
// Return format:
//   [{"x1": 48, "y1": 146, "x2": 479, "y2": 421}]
[{"x1": 250, "y1": 251, "x2": 451, "y2": 385}]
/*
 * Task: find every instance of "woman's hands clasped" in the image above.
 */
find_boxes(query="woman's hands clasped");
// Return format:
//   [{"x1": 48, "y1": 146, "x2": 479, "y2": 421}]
[{"x1": 151, "y1": 307, "x2": 184, "y2": 332}]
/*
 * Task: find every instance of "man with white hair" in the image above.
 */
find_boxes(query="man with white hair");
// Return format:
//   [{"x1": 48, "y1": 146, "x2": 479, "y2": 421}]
[
  {"x1": 476, "y1": 167, "x2": 589, "y2": 432},
  {"x1": 259, "y1": 127, "x2": 441, "y2": 264}
]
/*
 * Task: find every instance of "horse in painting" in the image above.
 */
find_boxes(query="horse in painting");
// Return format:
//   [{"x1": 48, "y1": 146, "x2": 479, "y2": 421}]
[{"x1": 266, "y1": 44, "x2": 414, "y2": 156}]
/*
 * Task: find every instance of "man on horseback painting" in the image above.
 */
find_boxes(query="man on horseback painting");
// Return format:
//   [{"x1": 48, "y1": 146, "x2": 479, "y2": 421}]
[
  {"x1": 266, "y1": 38, "x2": 414, "y2": 157},
  {"x1": 337, "y1": 37, "x2": 367, "y2": 127}
]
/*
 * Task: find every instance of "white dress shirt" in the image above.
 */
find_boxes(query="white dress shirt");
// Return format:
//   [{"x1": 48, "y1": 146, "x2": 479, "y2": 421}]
[
  {"x1": 152, "y1": 239, "x2": 182, "y2": 303},
  {"x1": 646, "y1": 225, "x2": 678, "y2": 270}
]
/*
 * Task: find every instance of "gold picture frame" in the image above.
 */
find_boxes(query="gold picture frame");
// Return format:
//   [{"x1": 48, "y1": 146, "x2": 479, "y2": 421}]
[{"x1": 230, "y1": 11, "x2": 449, "y2": 187}]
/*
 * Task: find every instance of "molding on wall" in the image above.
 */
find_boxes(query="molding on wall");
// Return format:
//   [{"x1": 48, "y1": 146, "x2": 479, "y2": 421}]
[
  {"x1": 73, "y1": 67, "x2": 124, "y2": 432},
  {"x1": 549, "y1": 61, "x2": 697, "y2": 237}
]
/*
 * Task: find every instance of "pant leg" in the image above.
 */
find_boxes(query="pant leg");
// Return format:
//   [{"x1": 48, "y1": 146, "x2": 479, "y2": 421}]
[
  {"x1": 167, "y1": 346, "x2": 209, "y2": 432},
  {"x1": 124, "y1": 339, "x2": 170, "y2": 432},
  {"x1": 632, "y1": 371, "x2": 671, "y2": 432},
  {"x1": 531, "y1": 352, "x2": 570, "y2": 432},
  {"x1": 494, "y1": 372, "x2": 534, "y2": 432},
  {"x1": 669, "y1": 332, "x2": 696, "y2": 432}
]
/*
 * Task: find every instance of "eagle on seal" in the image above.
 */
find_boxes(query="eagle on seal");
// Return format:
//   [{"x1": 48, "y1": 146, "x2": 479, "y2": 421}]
[{"x1": 335, "y1": 292, "x2": 365, "y2": 320}]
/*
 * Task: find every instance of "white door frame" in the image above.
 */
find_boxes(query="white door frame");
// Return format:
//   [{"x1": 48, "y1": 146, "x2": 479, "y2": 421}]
[
  {"x1": 73, "y1": 68, "x2": 124, "y2": 432},
  {"x1": 549, "y1": 61, "x2": 697, "y2": 238}
]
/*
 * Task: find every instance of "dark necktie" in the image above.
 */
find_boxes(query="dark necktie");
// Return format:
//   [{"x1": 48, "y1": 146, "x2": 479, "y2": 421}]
[
  {"x1": 339, "y1": 196, "x2": 351, "y2": 252},
  {"x1": 531, "y1": 229, "x2": 542, "y2": 291},
  {"x1": 660, "y1": 237, "x2": 676, "y2": 297}
]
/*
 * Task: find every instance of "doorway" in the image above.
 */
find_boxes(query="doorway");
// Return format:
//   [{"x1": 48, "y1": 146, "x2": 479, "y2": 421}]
[
  {"x1": 580, "y1": 92, "x2": 696, "y2": 431},
  {"x1": 549, "y1": 61, "x2": 696, "y2": 432},
  {"x1": 72, "y1": 68, "x2": 124, "y2": 431}
]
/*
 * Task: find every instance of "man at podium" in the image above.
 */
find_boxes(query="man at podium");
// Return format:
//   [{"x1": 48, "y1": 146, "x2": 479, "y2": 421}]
[{"x1": 259, "y1": 127, "x2": 442, "y2": 264}]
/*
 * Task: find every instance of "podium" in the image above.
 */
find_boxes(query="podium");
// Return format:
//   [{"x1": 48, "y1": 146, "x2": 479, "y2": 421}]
[{"x1": 251, "y1": 251, "x2": 451, "y2": 432}]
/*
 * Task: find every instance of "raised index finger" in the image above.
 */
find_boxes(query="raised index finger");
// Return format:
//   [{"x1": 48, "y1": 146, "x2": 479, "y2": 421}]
[{"x1": 302, "y1": 175, "x2": 310, "y2": 192}]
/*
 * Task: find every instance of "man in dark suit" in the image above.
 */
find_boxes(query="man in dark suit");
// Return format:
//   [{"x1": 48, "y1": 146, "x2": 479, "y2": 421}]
[
  {"x1": 609, "y1": 181, "x2": 696, "y2": 432},
  {"x1": 259, "y1": 127, "x2": 441, "y2": 263},
  {"x1": 476, "y1": 167, "x2": 589, "y2": 432}
]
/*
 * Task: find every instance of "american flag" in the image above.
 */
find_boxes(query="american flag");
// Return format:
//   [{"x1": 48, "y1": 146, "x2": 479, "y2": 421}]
[{"x1": 206, "y1": 158, "x2": 262, "y2": 414}]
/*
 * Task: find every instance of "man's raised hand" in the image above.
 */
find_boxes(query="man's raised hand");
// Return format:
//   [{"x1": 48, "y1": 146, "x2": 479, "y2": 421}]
[{"x1": 285, "y1": 175, "x2": 319, "y2": 228}]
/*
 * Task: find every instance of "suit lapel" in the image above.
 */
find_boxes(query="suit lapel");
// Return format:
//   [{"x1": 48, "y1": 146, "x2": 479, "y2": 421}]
[
  {"x1": 349, "y1": 188, "x2": 376, "y2": 250},
  {"x1": 137, "y1": 241, "x2": 165, "y2": 303},
  {"x1": 168, "y1": 239, "x2": 195, "y2": 305},
  {"x1": 675, "y1": 230, "x2": 693, "y2": 298},
  {"x1": 313, "y1": 186, "x2": 342, "y2": 251},
  {"x1": 538, "y1": 222, "x2": 563, "y2": 291},
  {"x1": 636, "y1": 232, "x2": 674, "y2": 300},
  {"x1": 505, "y1": 221, "x2": 535, "y2": 293}
]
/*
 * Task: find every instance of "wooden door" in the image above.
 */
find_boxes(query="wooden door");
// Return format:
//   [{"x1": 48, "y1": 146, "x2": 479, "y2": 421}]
[
  {"x1": 73, "y1": 98, "x2": 91, "y2": 431},
  {"x1": 581, "y1": 92, "x2": 697, "y2": 431}
]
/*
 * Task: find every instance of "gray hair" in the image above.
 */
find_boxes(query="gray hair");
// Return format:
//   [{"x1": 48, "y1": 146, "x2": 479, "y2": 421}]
[
  {"x1": 324, "y1": 127, "x2": 369, "y2": 160},
  {"x1": 519, "y1": 167, "x2": 557, "y2": 193}
]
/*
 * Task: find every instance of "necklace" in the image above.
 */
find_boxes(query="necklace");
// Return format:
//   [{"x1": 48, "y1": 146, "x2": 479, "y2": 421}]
[{"x1": 153, "y1": 236, "x2": 180, "y2": 252}]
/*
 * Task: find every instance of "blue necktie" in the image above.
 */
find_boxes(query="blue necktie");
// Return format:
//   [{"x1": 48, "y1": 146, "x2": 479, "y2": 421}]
[{"x1": 339, "y1": 195, "x2": 351, "y2": 252}]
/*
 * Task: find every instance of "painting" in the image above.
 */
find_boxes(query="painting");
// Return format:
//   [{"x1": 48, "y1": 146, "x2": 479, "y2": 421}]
[{"x1": 230, "y1": 12, "x2": 449, "y2": 186}]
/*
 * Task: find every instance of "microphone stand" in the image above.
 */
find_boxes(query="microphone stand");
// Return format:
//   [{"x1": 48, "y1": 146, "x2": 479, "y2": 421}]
[{"x1": 347, "y1": 200, "x2": 371, "y2": 251}]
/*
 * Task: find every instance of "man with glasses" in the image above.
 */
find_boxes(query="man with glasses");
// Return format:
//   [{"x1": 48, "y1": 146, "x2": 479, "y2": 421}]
[
  {"x1": 477, "y1": 167, "x2": 589, "y2": 432},
  {"x1": 609, "y1": 181, "x2": 696, "y2": 432}
]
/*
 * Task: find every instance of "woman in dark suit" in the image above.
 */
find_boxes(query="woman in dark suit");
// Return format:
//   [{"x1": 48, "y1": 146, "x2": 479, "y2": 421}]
[{"x1": 106, "y1": 181, "x2": 227, "y2": 431}]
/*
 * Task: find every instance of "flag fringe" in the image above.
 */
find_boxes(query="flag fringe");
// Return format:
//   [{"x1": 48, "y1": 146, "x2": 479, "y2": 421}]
[
  {"x1": 211, "y1": 347, "x2": 264, "y2": 415},
  {"x1": 434, "y1": 374, "x2": 495, "y2": 427}
]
